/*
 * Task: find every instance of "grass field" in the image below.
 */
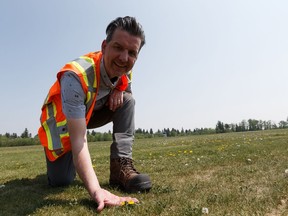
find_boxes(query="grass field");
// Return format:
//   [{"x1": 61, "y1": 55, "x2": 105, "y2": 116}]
[{"x1": 0, "y1": 129, "x2": 288, "y2": 215}]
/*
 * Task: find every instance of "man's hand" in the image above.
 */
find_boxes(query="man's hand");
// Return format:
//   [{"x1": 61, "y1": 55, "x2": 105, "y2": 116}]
[
  {"x1": 93, "y1": 188, "x2": 139, "y2": 213},
  {"x1": 108, "y1": 89, "x2": 124, "y2": 111}
]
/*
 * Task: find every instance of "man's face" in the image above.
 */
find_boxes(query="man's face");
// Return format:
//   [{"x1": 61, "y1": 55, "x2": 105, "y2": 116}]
[{"x1": 101, "y1": 29, "x2": 141, "y2": 78}]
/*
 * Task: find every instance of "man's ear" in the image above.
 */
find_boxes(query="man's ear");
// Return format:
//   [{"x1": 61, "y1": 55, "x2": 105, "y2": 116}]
[{"x1": 101, "y1": 40, "x2": 107, "y2": 54}]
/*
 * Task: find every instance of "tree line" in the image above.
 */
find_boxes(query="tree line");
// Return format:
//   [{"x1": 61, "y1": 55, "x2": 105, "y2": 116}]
[
  {"x1": 215, "y1": 118, "x2": 288, "y2": 133},
  {"x1": 0, "y1": 128, "x2": 39, "y2": 147},
  {"x1": 1, "y1": 117, "x2": 288, "y2": 147}
]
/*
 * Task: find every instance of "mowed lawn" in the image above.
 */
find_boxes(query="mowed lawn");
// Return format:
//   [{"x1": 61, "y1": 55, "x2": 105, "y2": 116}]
[{"x1": 0, "y1": 129, "x2": 288, "y2": 215}]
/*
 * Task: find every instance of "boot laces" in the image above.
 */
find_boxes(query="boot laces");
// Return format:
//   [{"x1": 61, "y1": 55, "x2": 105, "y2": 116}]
[{"x1": 119, "y1": 158, "x2": 139, "y2": 177}]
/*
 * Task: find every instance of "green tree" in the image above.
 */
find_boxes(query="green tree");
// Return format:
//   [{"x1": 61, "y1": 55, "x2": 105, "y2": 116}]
[
  {"x1": 216, "y1": 121, "x2": 225, "y2": 133},
  {"x1": 224, "y1": 124, "x2": 230, "y2": 132},
  {"x1": 248, "y1": 119, "x2": 259, "y2": 131},
  {"x1": 21, "y1": 128, "x2": 30, "y2": 138},
  {"x1": 279, "y1": 120, "x2": 288, "y2": 128}
]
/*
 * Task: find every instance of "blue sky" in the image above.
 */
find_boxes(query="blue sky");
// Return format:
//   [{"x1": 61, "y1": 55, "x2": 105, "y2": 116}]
[{"x1": 1, "y1": 0, "x2": 288, "y2": 136}]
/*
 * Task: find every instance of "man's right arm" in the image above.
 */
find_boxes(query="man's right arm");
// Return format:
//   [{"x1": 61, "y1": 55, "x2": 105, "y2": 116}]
[
  {"x1": 67, "y1": 118, "x2": 101, "y2": 195},
  {"x1": 66, "y1": 106, "x2": 139, "y2": 212},
  {"x1": 61, "y1": 72, "x2": 139, "y2": 212}
]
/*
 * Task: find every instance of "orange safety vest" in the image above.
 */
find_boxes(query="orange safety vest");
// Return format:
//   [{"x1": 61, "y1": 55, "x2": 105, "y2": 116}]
[{"x1": 38, "y1": 51, "x2": 130, "y2": 161}]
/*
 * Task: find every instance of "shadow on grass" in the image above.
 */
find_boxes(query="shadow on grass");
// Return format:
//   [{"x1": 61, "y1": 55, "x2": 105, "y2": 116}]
[{"x1": 0, "y1": 175, "x2": 97, "y2": 216}]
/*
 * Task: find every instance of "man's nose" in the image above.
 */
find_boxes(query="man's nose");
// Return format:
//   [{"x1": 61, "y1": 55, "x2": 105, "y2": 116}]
[{"x1": 119, "y1": 50, "x2": 128, "y2": 62}]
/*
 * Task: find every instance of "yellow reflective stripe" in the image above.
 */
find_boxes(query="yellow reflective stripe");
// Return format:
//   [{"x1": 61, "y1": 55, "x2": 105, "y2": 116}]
[
  {"x1": 43, "y1": 94, "x2": 49, "y2": 106},
  {"x1": 43, "y1": 120, "x2": 53, "y2": 150},
  {"x1": 57, "y1": 119, "x2": 67, "y2": 127},
  {"x1": 71, "y1": 61, "x2": 89, "y2": 86},
  {"x1": 127, "y1": 71, "x2": 132, "y2": 81},
  {"x1": 52, "y1": 150, "x2": 60, "y2": 158},
  {"x1": 45, "y1": 105, "x2": 50, "y2": 118},
  {"x1": 43, "y1": 102, "x2": 64, "y2": 151},
  {"x1": 86, "y1": 92, "x2": 91, "y2": 105},
  {"x1": 57, "y1": 120, "x2": 69, "y2": 138},
  {"x1": 52, "y1": 102, "x2": 57, "y2": 115},
  {"x1": 80, "y1": 56, "x2": 97, "y2": 88},
  {"x1": 44, "y1": 102, "x2": 56, "y2": 150},
  {"x1": 45, "y1": 102, "x2": 57, "y2": 118}
]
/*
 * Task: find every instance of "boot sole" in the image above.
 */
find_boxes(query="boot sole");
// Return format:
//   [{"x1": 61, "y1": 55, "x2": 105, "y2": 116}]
[
  {"x1": 128, "y1": 181, "x2": 152, "y2": 193},
  {"x1": 109, "y1": 180, "x2": 152, "y2": 193}
]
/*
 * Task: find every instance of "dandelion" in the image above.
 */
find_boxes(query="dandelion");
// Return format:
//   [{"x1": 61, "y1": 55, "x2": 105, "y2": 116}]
[
  {"x1": 202, "y1": 207, "x2": 209, "y2": 214},
  {"x1": 120, "y1": 200, "x2": 135, "y2": 206},
  {"x1": 284, "y1": 169, "x2": 288, "y2": 177},
  {"x1": 127, "y1": 200, "x2": 135, "y2": 205}
]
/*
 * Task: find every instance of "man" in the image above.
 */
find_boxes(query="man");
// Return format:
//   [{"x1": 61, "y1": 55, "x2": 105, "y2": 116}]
[{"x1": 38, "y1": 16, "x2": 151, "y2": 212}]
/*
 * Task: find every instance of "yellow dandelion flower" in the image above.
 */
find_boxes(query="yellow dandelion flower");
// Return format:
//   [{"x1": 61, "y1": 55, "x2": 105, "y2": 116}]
[
  {"x1": 120, "y1": 200, "x2": 135, "y2": 206},
  {"x1": 127, "y1": 200, "x2": 135, "y2": 205}
]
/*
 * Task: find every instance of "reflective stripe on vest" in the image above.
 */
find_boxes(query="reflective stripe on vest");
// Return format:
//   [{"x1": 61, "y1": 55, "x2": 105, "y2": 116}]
[
  {"x1": 42, "y1": 102, "x2": 67, "y2": 156},
  {"x1": 127, "y1": 70, "x2": 132, "y2": 83},
  {"x1": 70, "y1": 56, "x2": 97, "y2": 109}
]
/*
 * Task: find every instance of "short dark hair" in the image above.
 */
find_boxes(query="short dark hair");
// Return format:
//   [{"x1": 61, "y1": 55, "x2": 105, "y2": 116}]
[{"x1": 105, "y1": 16, "x2": 146, "y2": 50}]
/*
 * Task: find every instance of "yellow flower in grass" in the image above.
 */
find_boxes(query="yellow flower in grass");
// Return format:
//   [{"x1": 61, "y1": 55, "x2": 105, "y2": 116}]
[
  {"x1": 127, "y1": 200, "x2": 135, "y2": 205},
  {"x1": 120, "y1": 200, "x2": 135, "y2": 206}
]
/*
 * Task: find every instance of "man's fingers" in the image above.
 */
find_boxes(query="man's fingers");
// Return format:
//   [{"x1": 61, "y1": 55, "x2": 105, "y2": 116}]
[
  {"x1": 109, "y1": 99, "x2": 122, "y2": 111},
  {"x1": 96, "y1": 200, "x2": 105, "y2": 213},
  {"x1": 108, "y1": 89, "x2": 124, "y2": 111}
]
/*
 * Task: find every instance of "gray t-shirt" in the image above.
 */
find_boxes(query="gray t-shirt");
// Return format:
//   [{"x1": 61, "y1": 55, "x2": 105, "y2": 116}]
[{"x1": 60, "y1": 59, "x2": 129, "y2": 119}]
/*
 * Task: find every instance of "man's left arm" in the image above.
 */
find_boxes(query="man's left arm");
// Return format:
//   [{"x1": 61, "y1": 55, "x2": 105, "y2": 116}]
[{"x1": 108, "y1": 73, "x2": 132, "y2": 111}]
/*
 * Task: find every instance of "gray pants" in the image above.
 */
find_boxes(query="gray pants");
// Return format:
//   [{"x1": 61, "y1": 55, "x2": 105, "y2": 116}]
[{"x1": 46, "y1": 93, "x2": 135, "y2": 186}]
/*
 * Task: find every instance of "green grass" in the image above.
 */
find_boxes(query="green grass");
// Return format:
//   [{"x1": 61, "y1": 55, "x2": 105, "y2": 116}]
[{"x1": 1, "y1": 129, "x2": 288, "y2": 215}]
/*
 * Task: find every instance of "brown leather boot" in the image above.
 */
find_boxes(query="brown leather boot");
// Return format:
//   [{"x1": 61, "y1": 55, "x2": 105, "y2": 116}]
[{"x1": 109, "y1": 157, "x2": 152, "y2": 193}]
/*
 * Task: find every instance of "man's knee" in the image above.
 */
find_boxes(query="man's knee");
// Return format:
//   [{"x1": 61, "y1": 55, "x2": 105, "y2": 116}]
[
  {"x1": 46, "y1": 151, "x2": 76, "y2": 187},
  {"x1": 122, "y1": 93, "x2": 135, "y2": 110}
]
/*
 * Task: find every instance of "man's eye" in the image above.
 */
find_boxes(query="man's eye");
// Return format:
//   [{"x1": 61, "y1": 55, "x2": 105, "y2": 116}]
[
  {"x1": 114, "y1": 46, "x2": 122, "y2": 51},
  {"x1": 129, "y1": 51, "x2": 137, "y2": 58}
]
